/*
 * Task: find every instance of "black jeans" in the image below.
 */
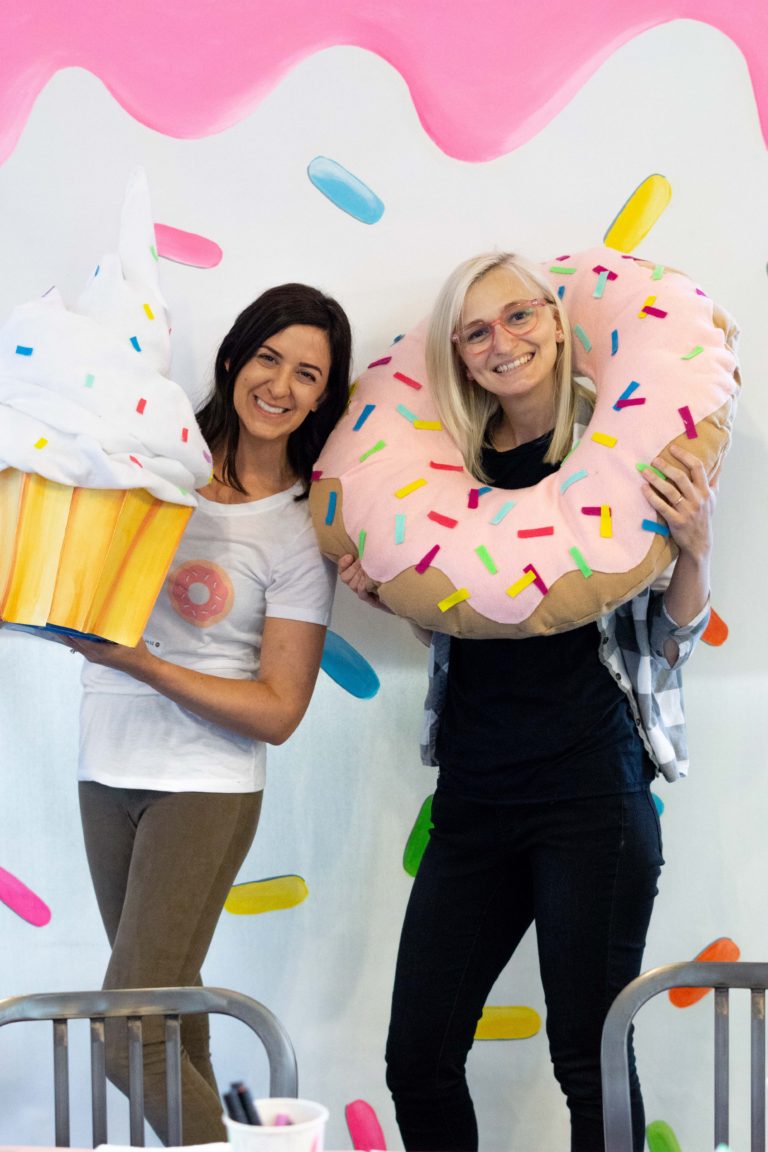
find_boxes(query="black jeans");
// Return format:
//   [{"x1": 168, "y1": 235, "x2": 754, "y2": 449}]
[{"x1": 385, "y1": 786, "x2": 663, "y2": 1152}]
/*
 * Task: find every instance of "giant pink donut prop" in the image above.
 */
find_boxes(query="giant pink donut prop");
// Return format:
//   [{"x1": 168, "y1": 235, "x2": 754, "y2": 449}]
[{"x1": 311, "y1": 247, "x2": 739, "y2": 638}]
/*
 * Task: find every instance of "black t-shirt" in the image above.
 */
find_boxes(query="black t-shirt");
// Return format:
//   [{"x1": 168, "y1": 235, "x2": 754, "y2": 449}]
[{"x1": 435, "y1": 433, "x2": 653, "y2": 804}]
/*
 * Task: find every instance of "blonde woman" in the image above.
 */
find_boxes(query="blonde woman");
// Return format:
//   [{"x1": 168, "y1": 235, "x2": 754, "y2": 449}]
[{"x1": 340, "y1": 252, "x2": 715, "y2": 1152}]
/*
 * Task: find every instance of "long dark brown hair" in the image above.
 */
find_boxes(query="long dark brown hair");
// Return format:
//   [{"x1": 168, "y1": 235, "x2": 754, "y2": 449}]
[{"x1": 197, "y1": 284, "x2": 352, "y2": 497}]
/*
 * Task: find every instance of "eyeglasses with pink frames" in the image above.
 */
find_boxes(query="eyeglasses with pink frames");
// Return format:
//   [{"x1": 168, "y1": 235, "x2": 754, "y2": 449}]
[{"x1": 452, "y1": 299, "x2": 552, "y2": 354}]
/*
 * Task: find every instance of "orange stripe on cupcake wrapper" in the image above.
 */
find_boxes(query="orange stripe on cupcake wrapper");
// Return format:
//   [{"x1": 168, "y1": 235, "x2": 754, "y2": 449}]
[{"x1": 668, "y1": 937, "x2": 741, "y2": 1008}]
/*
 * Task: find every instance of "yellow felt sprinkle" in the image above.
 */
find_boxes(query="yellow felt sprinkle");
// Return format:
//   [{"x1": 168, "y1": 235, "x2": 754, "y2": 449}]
[
  {"x1": 33, "y1": 437, "x2": 48, "y2": 449},
  {"x1": 438, "y1": 588, "x2": 470, "y2": 612},
  {"x1": 600, "y1": 505, "x2": 612, "y2": 538},
  {"x1": 591, "y1": 431, "x2": 617, "y2": 448},
  {"x1": 507, "y1": 570, "x2": 536, "y2": 598},
  {"x1": 638, "y1": 295, "x2": 656, "y2": 318},
  {"x1": 413, "y1": 420, "x2": 443, "y2": 431},
  {"x1": 395, "y1": 478, "x2": 427, "y2": 499},
  {"x1": 143, "y1": 303, "x2": 155, "y2": 320}
]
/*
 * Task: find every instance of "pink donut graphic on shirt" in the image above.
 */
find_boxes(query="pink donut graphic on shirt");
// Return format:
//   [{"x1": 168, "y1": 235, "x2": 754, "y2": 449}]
[{"x1": 168, "y1": 559, "x2": 234, "y2": 627}]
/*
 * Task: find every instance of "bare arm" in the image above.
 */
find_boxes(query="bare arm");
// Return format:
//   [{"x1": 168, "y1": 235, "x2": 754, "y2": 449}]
[
  {"x1": 69, "y1": 615, "x2": 327, "y2": 745},
  {"x1": 643, "y1": 442, "x2": 716, "y2": 664}
]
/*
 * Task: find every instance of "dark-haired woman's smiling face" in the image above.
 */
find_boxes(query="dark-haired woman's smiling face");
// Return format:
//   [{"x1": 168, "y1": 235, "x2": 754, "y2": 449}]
[{"x1": 233, "y1": 324, "x2": 331, "y2": 446}]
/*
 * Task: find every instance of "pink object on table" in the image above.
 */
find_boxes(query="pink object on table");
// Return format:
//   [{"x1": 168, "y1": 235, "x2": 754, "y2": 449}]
[{"x1": 345, "y1": 1099, "x2": 387, "y2": 1151}]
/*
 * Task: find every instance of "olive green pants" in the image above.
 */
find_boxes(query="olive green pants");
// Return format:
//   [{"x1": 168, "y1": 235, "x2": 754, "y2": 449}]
[{"x1": 79, "y1": 782, "x2": 262, "y2": 1146}]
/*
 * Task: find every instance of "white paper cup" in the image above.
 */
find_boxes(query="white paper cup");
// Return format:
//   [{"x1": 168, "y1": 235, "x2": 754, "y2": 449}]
[{"x1": 224, "y1": 1098, "x2": 329, "y2": 1152}]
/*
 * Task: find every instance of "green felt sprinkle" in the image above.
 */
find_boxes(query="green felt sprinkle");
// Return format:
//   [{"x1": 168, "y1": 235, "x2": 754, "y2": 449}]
[
  {"x1": 636, "y1": 461, "x2": 667, "y2": 481},
  {"x1": 651, "y1": 264, "x2": 665, "y2": 281},
  {"x1": 358, "y1": 529, "x2": 367, "y2": 558},
  {"x1": 359, "y1": 440, "x2": 385, "y2": 462},
  {"x1": 682, "y1": 346, "x2": 704, "y2": 360},
  {"x1": 549, "y1": 266, "x2": 576, "y2": 274},
  {"x1": 475, "y1": 545, "x2": 498, "y2": 575},
  {"x1": 569, "y1": 545, "x2": 592, "y2": 578}
]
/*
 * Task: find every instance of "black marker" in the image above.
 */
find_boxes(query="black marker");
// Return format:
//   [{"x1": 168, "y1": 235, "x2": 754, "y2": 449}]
[
  {"x1": 233, "y1": 1081, "x2": 262, "y2": 1126},
  {"x1": 223, "y1": 1088, "x2": 249, "y2": 1124}
]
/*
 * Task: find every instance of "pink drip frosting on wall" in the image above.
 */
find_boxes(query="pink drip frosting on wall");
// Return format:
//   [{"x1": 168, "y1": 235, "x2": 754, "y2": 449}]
[{"x1": 4, "y1": 1, "x2": 767, "y2": 166}]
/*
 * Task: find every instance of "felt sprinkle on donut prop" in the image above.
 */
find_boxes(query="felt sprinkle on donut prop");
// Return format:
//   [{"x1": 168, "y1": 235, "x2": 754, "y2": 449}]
[{"x1": 311, "y1": 246, "x2": 739, "y2": 638}]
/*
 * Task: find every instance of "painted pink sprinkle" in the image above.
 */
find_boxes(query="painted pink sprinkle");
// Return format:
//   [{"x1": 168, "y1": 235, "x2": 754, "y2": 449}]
[{"x1": 154, "y1": 223, "x2": 223, "y2": 269}]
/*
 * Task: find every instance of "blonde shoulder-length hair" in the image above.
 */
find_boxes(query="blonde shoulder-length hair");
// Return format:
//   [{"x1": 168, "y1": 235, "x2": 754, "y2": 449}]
[{"x1": 426, "y1": 251, "x2": 592, "y2": 482}]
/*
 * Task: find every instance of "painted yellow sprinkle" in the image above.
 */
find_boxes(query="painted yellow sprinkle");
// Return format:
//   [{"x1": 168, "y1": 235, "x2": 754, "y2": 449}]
[
  {"x1": 591, "y1": 431, "x2": 617, "y2": 448},
  {"x1": 438, "y1": 588, "x2": 470, "y2": 612},
  {"x1": 413, "y1": 420, "x2": 443, "y2": 431},
  {"x1": 507, "y1": 570, "x2": 536, "y2": 598},
  {"x1": 34, "y1": 437, "x2": 48, "y2": 449},
  {"x1": 600, "y1": 505, "x2": 612, "y2": 539},
  {"x1": 225, "y1": 875, "x2": 308, "y2": 915},
  {"x1": 475, "y1": 1005, "x2": 542, "y2": 1041},
  {"x1": 143, "y1": 303, "x2": 155, "y2": 320},
  {"x1": 395, "y1": 478, "x2": 427, "y2": 499},
  {"x1": 638, "y1": 295, "x2": 656, "y2": 319},
  {"x1": 603, "y1": 174, "x2": 672, "y2": 253}
]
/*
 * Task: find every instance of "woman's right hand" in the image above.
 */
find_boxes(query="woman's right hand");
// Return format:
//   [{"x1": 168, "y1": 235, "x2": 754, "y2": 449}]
[{"x1": 338, "y1": 555, "x2": 393, "y2": 613}]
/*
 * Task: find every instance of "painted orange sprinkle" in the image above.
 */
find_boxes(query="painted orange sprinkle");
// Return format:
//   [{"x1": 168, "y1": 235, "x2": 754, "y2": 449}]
[{"x1": 668, "y1": 937, "x2": 741, "y2": 1008}]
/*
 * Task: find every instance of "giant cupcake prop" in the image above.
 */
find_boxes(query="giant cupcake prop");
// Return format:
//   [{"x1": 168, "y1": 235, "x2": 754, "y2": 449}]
[{"x1": 0, "y1": 170, "x2": 212, "y2": 645}]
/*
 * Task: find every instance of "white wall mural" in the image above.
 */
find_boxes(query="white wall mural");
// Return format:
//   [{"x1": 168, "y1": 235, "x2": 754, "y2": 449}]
[{"x1": 0, "y1": 4, "x2": 767, "y2": 1149}]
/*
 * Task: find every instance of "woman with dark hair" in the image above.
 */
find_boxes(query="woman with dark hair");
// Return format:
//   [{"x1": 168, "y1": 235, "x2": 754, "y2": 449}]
[{"x1": 71, "y1": 284, "x2": 352, "y2": 1145}]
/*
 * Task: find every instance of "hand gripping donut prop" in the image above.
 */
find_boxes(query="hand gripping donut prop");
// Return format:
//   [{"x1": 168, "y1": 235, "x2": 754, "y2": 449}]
[{"x1": 310, "y1": 247, "x2": 739, "y2": 638}]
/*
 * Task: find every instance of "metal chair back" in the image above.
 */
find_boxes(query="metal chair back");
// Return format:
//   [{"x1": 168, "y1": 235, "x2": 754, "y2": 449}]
[
  {"x1": 601, "y1": 961, "x2": 768, "y2": 1152},
  {"x1": 0, "y1": 985, "x2": 298, "y2": 1147}
]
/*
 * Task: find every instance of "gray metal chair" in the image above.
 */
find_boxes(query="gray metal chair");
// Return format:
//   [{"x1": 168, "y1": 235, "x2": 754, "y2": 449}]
[
  {"x1": 601, "y1": 961, "x2": 768, "y2": 1152},
  {"x1": 0, "y1": 985, "x2": 298, "y2": 1148}
]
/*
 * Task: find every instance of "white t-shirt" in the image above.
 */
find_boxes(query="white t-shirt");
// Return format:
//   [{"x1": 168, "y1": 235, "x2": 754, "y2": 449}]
[{"x1": 79, "y1": 484, "x2": 335, "y2": 793}]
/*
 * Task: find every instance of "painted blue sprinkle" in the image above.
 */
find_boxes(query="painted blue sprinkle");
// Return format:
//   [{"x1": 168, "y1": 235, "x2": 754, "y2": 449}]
[
  {"x1": 130, "y1": 336, "x2": 142, "y2": 352},
  {"x1": 307, "y1": 156, "x2": 385, "y2": 225},
  {"x1": 652, "y1": 792, "x2": 665, "y2": 816},
  {"x1": 321, "y1": 629, "x2": 380, "y2": 699}
]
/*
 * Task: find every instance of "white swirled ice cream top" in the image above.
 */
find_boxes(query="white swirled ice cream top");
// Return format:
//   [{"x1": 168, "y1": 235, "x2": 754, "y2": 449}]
[{"x1": 0, "y1": 169, "x2": 212, "y2": 506}]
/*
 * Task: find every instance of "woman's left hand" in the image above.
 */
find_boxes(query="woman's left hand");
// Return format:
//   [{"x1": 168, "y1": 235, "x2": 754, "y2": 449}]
[
  {"x1": 68, "y1": 635, "x2": 154, "y2": 677},
  {"x1": 643, "y1": 442, "x2": 716, "y2": 561}
]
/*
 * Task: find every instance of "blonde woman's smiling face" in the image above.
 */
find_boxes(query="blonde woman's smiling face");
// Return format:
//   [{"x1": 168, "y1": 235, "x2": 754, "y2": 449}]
[{"x1": 459, "y1": 266, "x2": 562, "y2": 414}]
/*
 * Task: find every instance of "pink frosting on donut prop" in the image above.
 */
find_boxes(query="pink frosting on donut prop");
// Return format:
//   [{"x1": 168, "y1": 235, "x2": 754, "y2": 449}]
[{"x1": 310, "y1": 247, "x2": 739, "y2": 638}]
